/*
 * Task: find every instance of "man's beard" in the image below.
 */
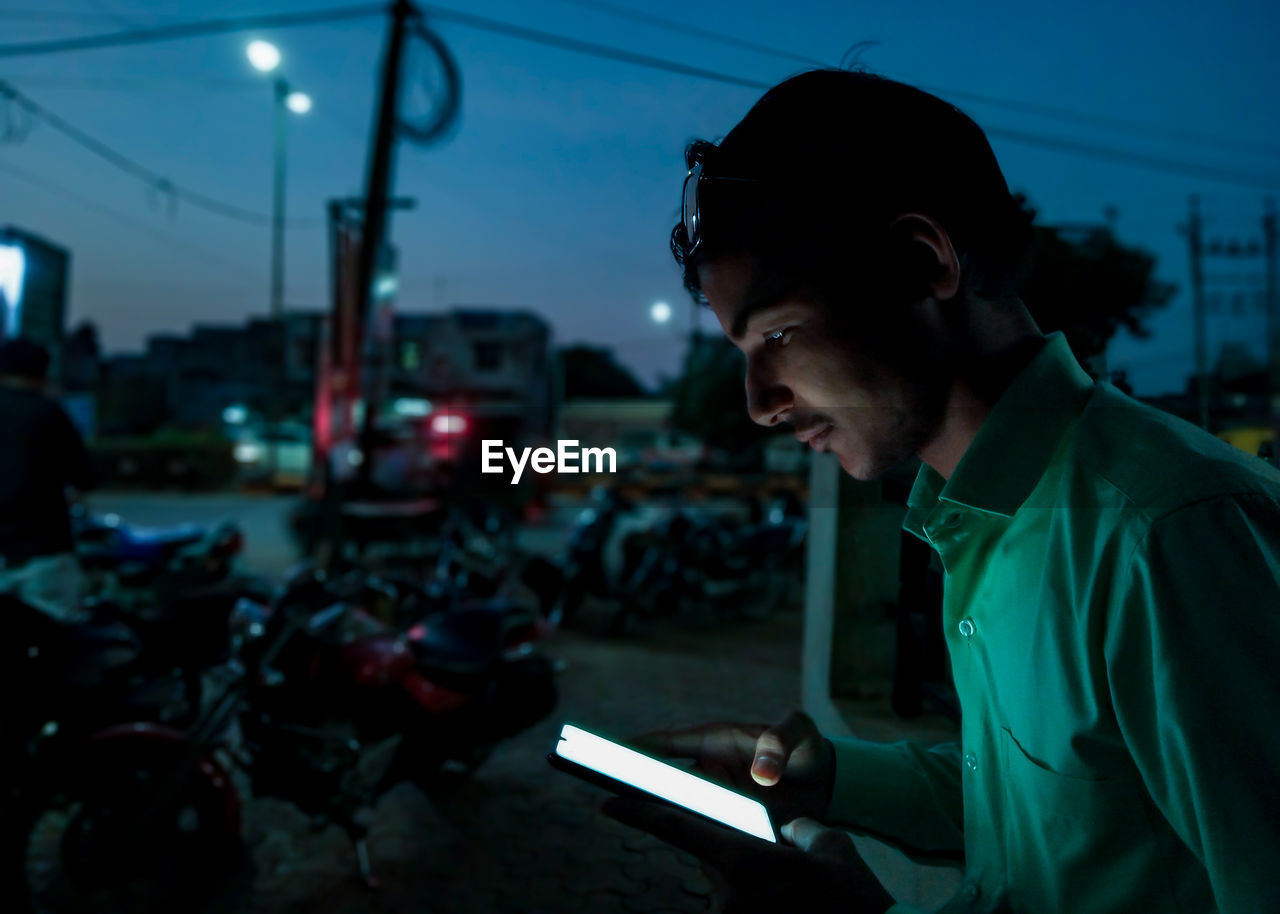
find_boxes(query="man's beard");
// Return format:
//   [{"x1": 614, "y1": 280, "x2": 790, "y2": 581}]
[{"x1": 825, "y1": 367, "x2": 951, "y2": 481}]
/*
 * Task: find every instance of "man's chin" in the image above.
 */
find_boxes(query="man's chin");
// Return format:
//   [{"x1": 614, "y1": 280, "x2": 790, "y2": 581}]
[{"x1": 834, "y1": 442, "x2": 906, "y2": 482}]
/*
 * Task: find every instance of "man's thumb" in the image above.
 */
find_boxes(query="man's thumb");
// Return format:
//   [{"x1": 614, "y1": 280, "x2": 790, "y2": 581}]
[{"x1": 782, "y1": 818, "x2": 858, "y2": 863}]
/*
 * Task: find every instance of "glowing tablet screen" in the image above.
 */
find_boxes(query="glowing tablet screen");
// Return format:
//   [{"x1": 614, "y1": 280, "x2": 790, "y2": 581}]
[{"x1": 555, "y1": 723, "x2": 777, "y2": 843}]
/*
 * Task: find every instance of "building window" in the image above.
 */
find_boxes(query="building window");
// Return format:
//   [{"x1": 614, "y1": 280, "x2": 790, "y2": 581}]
[
  {"x1": 401, "y1": 341, "x2": 420, "y2": 371},
  {"x1": 473, "y1": 341, "x2": 502, "y2": 372}
]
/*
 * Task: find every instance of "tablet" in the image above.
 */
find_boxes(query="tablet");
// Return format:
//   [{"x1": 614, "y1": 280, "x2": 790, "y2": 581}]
[{"x1": 548, "y1": 722, "x2": 778, "y2": 843}]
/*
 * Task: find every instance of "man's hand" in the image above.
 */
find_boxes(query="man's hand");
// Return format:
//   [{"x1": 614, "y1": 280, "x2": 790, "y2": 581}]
[
  {"x1": 603, "y1": 795, "x2": 894, "y2": 914},
  {"x1": 631, "y1": 710, "x2": 834, "y2": 824}
]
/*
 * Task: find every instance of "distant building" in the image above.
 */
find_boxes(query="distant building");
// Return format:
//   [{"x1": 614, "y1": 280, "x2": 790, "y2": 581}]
[
  {"x1": 391, "y1": 308, "x2": 554, "y2": 440},
  {"x1": 0, "y1": 226, "x2": 71, "y2": 380},
  {"x1": 97, "y1": 307, "x2": 553, "y2": 439}
]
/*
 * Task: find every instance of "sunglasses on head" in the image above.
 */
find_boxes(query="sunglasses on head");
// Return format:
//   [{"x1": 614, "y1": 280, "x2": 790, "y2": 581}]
[{"x1": 681, "y1": 144, "x2": 760, "y2": 256}]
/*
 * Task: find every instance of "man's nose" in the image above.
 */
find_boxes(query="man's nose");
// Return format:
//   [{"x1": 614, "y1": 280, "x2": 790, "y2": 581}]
[{"x1": 745, "y1": 362, "x2": 793, "y2": 427}]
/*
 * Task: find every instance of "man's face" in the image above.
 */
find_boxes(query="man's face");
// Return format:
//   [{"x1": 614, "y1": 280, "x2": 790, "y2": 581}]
[{"x1": 699, "y1": 255, "x2": 951, "y2": 481}]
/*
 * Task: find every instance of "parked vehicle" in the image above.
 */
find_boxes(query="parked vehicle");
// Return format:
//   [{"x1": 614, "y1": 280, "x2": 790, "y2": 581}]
[
  {"x1": 612, "y1": 493, "x2": 807, "y2": 632},
  {"x1": 5, "y1": 562, "x2": 558, "y2": 912},
  {"x1": 232, "y1": 421, "x2": 313, "y2": 490},
  {"x1": 551, "y1": 485, "x2": 639, "y2": 625},
  {"x1": 73, "y1": 507, "x2": 246, "y2": 608}
]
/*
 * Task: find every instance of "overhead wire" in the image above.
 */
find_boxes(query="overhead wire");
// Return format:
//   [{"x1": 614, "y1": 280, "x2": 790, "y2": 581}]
[
  {"x1": 552, "y1": 0, "x2": 826, "y2": 69},
  {"x1": 0, "y1": 159, "x2": 246, "y2": 271},
  {"x1": 554, "y1": 0, "x2": 1280, "y2": 161},
  {"x1": 0, "y1": 80, "x2": 318, "y2": 227},
  {"x1": 3, "y1": 3, "x2": 1277, "y2": 191},
  {"x1": 414, "y1": 3, "x2": 1280, "y2": 193},
  {"x1": 0, "y1": 4, "x2": 385, "y2": 58}
]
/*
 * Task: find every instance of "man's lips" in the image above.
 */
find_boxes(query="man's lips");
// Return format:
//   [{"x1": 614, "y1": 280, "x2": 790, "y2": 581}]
[{"x1": 795, "y1": 423, "x2": 834, "y2": 449}]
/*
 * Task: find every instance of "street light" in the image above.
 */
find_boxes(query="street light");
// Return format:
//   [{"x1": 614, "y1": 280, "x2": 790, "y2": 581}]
[
  {"x1": 285, "y1": 91, "x2": 312, "y2": 115},
  {"x1": 246, "y1": 39, "x2": 310, "y2": 478},
  {"x1": 651, "y1": 301, "x2": 672, "y2": 324},
  {"x1": 246, "y1": 39, "x2": 280, "y2": 73}
]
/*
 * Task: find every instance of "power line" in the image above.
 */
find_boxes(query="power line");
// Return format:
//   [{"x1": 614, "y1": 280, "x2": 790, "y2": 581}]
[
  {"x1": 916, "y1": 84, "x2": 1280, "y2": 161},
  {"x1": 981, "y1": 125, "x2": 1280, "y2": 193},
  {"x1": 6, "y1": 3, "x2": 1280, "y2": 193},
  {"x1": 0, "y1": 75, "x2": 259, "y2": 91},
  {"x1": 552, "y1": 0, "x2": 825, "y2": 69},
  {"x1": 0, "y1": 159, "x2": 244, "y2": 270},
  {"x1": 0, "y1": 80, "x2": 318, "y2": 227},
  {"x1": 418, "y1": 4, "x2": 1280, "y2": 193},
  {"x1": 421, "y1": 4, "x2": 771, "y2": 91},
  {"x1": 0, "y1": 4, "x2": 384, "y2": 58},
  {"x1": 558, "y1": 0, "x2": 1280, "y2": 161}
]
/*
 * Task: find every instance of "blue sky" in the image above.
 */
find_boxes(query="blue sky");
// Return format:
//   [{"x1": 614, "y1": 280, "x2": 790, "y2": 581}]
[{"x1": 3, "y1": 0, "x2": 1279, "y2": 393}]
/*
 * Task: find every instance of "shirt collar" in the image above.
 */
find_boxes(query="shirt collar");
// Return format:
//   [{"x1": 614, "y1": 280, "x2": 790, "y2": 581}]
[{"x1": 903, "y1": 332, "x2": 1095, "y2": 536}]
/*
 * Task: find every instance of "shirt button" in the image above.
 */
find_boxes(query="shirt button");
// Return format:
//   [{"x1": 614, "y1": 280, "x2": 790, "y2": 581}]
[
  {"x1": 963, "y1": 882, "x2": 982, "y2": 903},
  {"x1": 964, "y1": 752, "x2": 978, "y2": 772},
  {"x1": 958, "y1": 618, "x2": 976, "y2": 639}
]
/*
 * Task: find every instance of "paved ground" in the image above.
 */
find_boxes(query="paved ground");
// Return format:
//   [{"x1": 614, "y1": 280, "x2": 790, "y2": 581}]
[
  {"x1": 70, "y1": 492, "x2": 958, "y2": 913},
  {"x1": 199, "y1": 606, "x2": 808, "y2": 914}
]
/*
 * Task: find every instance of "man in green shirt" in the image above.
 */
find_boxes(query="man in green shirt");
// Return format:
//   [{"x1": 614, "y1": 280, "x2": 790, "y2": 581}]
[{"x1": 603, "y1": 69, "x2": 1280, "y2": 913}]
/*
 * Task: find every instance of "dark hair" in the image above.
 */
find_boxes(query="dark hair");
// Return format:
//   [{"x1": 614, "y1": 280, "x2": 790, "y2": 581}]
[
  {"x1": 671, "y1": 69, "x2": 1034, "y2": 306},
  {"x1": 0, "y1": 337, "x2": 51, "y2": 381}
]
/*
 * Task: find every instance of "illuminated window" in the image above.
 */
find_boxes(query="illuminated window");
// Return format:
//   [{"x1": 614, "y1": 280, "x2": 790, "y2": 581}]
[{"x1": 401, "y1": 341, "x2": 421, "y2": 371}]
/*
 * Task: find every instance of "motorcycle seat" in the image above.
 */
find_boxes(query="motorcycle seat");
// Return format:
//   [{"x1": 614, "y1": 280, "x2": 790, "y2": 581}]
[{"x1": 412, "y1": 600, "x2": 540, "y2": 677}]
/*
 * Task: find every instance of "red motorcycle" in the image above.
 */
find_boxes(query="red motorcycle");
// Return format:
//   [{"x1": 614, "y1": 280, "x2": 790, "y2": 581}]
[{"x1": 5, "y1": 566, "x2": 558, "y2": 913}]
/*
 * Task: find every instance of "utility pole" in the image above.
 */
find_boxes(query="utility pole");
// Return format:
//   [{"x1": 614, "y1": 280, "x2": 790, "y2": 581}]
[
  {"x1": 353, "y1": 0, "x2": 413, "y2": 495},
  {"x1": 1265, "y1": 197, "x2": 1278, "y2": 446},
  {"x1": 1186, "y1": 195, "x2": 1210, "y2": 430},
  {"x1": 268, "y1": 76, "x2": 289, "y2": 483}
]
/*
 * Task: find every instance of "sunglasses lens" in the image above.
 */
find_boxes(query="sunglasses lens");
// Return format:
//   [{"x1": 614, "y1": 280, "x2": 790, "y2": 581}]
[{"x1": 682, "y1": 164, "x2": 702, "y2": 250}]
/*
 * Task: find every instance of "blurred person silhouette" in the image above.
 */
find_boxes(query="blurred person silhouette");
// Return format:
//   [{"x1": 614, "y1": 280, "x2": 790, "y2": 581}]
[
  {"x1": 0, "y1": 337, "x2": 94, "y2": 623},
  {"x1": 600, "y1": 69, "x2": 1280, "y2": 913}
]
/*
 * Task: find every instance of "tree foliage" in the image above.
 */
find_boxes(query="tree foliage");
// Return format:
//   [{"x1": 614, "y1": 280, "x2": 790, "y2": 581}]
[
  {"x1": 559, "y1": 344, "x2": 648, "y2": 399},
  {"x1": 1021, "y1": 213, "x2": 1177, "y2": 370}
]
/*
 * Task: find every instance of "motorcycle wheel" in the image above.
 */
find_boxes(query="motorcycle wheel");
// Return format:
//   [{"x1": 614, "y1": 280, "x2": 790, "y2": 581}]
[
  {"x1": 559, "y1": 573, "x2": 587, "y2": 626},
  {"x1": 13, "y1": 758, "x2": 243, "y2": 914}
]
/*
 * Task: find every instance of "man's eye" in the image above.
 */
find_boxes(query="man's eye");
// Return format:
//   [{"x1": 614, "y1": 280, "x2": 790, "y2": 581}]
[{"x1": 764, "y1": 329, "x2": 791, "y2": 348}]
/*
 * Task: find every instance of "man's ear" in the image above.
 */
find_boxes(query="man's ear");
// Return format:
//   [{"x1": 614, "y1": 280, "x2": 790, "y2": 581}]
[{"x1": 887, "y1": 213, "x2": 961, "y2": 302}]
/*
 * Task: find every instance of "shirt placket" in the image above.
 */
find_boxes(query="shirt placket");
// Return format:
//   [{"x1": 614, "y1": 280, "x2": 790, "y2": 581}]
[{"x1": 926, "y1": 504, "x2": 1009, "y2": 911}]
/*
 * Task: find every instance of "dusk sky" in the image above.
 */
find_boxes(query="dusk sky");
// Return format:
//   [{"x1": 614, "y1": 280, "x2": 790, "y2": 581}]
[{"x1": 3, "y1": 0, "x2": 1279, "y2": 393}]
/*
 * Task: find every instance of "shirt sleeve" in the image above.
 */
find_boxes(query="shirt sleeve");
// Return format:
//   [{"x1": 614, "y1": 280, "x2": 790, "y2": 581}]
[
  {"x1": 1105, "y1": 493, "x2": 1280, "y2": 914},
  {"x1": 825, "y1": 737, "x2": 965, "y2": 861}
]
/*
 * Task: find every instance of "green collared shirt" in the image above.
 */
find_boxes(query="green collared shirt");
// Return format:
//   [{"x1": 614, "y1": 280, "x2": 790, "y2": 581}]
[{"x1": 826, "y1": 333, "x2": 1280, "y2": 913}]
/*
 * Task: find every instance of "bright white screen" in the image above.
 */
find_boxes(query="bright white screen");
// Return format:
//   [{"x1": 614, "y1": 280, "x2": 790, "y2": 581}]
[{"x1": 556, "y1": 724, "x2": 776, "y2": 843}]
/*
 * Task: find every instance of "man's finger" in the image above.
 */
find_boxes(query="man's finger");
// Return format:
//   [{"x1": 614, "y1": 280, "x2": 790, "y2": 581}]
[
  {"x1": 782, "y1": 818, "x2": 859, "y2": 864},
  {"x1": 751, "y1": 710, "x2": 816, "y2": 785}
]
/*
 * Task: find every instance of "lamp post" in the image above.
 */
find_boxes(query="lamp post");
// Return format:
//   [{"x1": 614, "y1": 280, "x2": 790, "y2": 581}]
[{"x1": 247, "y1": 40, "x2": 310, "y2": 480}]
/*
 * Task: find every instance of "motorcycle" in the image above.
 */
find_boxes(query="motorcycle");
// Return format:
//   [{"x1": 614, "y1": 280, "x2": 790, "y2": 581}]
[
  {"x1": 612, "y1": 494, "x2": 807, "y2": 632},
  {"x1": 5, "y1": 562, "x2": 558, "y2": 912},
  {"x1": 549, "y1": 485, "x2": 648, "y2": 626},
  {"x1": 73, "y1": 507, "x2": 246, "y2": 607}
]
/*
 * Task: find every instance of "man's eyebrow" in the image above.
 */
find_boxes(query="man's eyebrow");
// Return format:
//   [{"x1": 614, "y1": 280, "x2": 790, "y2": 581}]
[{"x1": 729, "y1": 289, "x2": 787, "y2": 340}]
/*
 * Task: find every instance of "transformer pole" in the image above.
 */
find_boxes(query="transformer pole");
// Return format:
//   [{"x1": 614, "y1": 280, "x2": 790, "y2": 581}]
[
  {"x1": 354, "y1": 0, "x2": 414, "y2": 495},
  {"x1": 1264, "y1": 197, "x2": 1278, "y2": 452},
  {"x1": 1187, "y1": 195, "x2": 1210, "y2": 430}
]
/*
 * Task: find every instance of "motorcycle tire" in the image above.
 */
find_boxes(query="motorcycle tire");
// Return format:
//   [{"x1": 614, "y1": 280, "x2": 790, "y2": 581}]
[
  {"x1": 12, "y1": 750, "x2": 243, "y2": 914},
  {"x1": 560, "y1": 574, "x2": 587, "y2": 626}
]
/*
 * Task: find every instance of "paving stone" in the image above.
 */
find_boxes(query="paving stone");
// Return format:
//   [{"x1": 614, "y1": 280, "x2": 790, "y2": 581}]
[
  {"x1": 619, "y1": 876, "x2": 705, "y2": 913},
  {"x1": 562, "y1": 862, "x2": 648, "y2": 898}
]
